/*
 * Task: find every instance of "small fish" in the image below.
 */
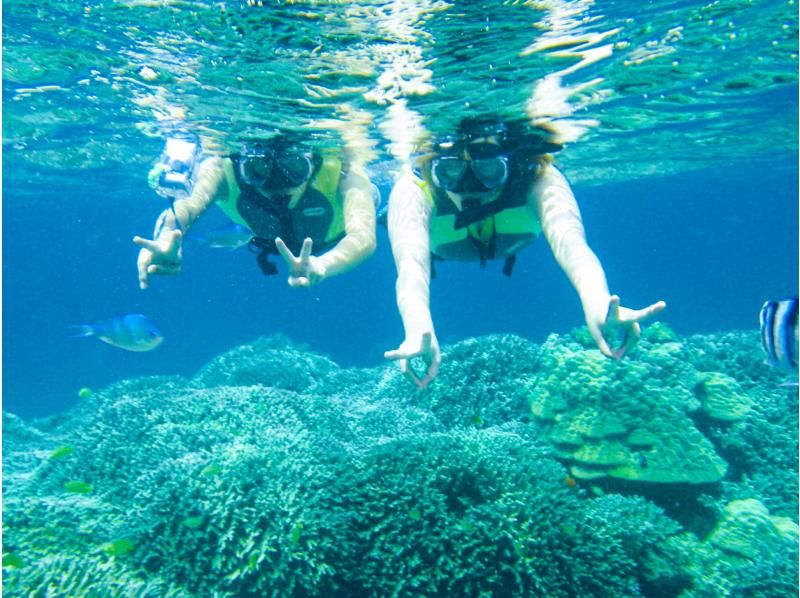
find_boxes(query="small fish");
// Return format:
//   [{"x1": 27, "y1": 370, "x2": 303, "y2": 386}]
[
  {"x1": 760, "y1": 298, "x2": 798, "y2": 371},
  {"x1": 559, "y1": 523, "x2": 578, "y2": 538},
  {"x1": 2, "y1": 552, "x2": 25, "y2": 569},
  {"x1": 181, "y1": 516, "x2": 204, "y2": 529},
  {"x1": 199, "y1": 464, "x2": 222, "y2": 477},
  {"x1": 564, "y1": 475, "x2": 577, "y2": 488},
  {"x1": 248, "y1": 553, "x2": 259, "y2": 571},
  {"x1": 289, "y1": 521, "x2": 304, "y2": 546},
  {"x1": 64, "y1": 480, "x2": 92, "y2": 495},
  {"x1": 189, "y1": 223, "x2": 253, "y2": 250},
  {"x1": 69, "y1": 313, "x2": 163, "y2": 352},
  {"x1": 49, "y1": 445, "x2": 74, "y2": 460},
  {"x1": 77, "y1": 387, "x2": 93, "y2": 399},
  {"x1": 101, "y1": 538, "x2": 135, "y2": 557}
]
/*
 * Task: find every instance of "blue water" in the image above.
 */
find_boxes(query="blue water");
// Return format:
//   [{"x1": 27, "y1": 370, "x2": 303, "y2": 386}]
[
  {"x1": 3, "y1": 4, "x2": 799, "y2": 595},
  {"x1": 3, "y1": 0, "x2": 798, "y2": 420},
  {"x1": 4, "y1": 150, "x2": 797, "y2": 419}
]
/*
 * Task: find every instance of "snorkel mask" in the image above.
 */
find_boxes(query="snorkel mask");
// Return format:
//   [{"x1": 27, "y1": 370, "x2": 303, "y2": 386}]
[
  {"x1": 428, "y1": 121, "x2": 512, "y2": 193},
  {"x1": 153, "y1": 134, "x2": 203, "y2": 200},
  {"x1": 427, "y1": 119, "x2": 563, "y2": 194},
  {"x1": 237, "y1": 142, "x2": 316, "y2": 190},
  {"x1": 430, "y1": 143, "x2": 510, "y2": 193}
]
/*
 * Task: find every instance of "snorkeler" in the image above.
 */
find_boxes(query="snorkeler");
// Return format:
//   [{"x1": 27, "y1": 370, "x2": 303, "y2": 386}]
[
  {"x1": 384, "y1": 118, "x2": 666, "y2": 388},
  {"x1": 134, "y1": 134, "x2": 376, "y2": 289}
]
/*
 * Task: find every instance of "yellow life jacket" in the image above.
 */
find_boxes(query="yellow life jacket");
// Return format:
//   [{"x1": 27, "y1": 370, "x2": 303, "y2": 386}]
[
  {"x1": 216, "y1": 153, "x2": 345, "y2": 256},
  {"x1": 417, "y1": 174, "x2": 541, "y2": 272}
]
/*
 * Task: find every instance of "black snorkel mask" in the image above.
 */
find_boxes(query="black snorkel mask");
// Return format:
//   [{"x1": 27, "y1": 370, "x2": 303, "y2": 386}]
[
  {"x1": 429, "y1": 143, "x2": 510, "y2": 193},
  {"x1": 427, "y1": 119, "x2": 563, "y2": 194},
  {"x1": 237, "y1": 143, "x2": 316, "y2": 190},
  {"x1": 428, "y1": 120, "x2": 513, "y2": 193}
]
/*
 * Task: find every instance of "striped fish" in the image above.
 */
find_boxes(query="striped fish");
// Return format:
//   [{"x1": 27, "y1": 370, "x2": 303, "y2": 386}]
[{"x1": 759, "y1": 297, "x2": 798, "y2": 371}]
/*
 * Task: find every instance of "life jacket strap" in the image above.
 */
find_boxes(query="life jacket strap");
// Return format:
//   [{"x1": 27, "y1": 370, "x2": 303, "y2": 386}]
[
  {"x1": 248, "y1": 237, "x2": 279, "y2": 276},
  {"x1": 502, "y1": 255, "x2": 516, "y2": 277}
]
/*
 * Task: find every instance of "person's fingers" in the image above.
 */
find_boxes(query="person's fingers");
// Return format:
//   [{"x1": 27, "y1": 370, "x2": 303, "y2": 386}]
[
  {"x1": 137, "y1": 252, "x2": 151, "y2": 288},
  {"x1": 392, "y1": 356, "x2": 420, "y2": 386},
  {"x1": 300, "y1": 237, "x2": 313, "y2": 262},
  {"x1": 609, "y1": 331, "x2": 629, "y2": 360},
  {"x1": 419, "y1": 360, "x2": 439, "y2": 388},
  {"x1": 147, "y1": 264, "x2": 180, "y2": 275},
  {"x1": 616, "y1": 301, "x2": 666, "y2": 326},
  {"x1": 617, "y1": 300, "x2": 667, "y2": 324},
  {"x1": 274, "y1": 237, "x2": 295, "y2": 264},
  {"x1": 636, "y1": 300, "x2": 667, "y2": 321},
  {"x1": 624, "y1": 322, "x2": 641, "y2": 352},
  {"x1": 420, "y1": 332, "x2": 432, "y2": 352},
  {"x1": 605, "y1": 295, "x2": 621, "y2": 322},
  {"x1": 403, "y1": 366, "x2": 425, "y2": 389},
  {"x1": 610, "y1": 323, "x2": 640, "y2": 360},
  {"x1": 167, "y1": 229, "x2": 183, "y2": 251},
  {"x1": 288, "y1": 276, "x2": 310, "y2": 288},
  {"x1": 384, "y1": 348, "x2": 410, "y2": 361},
  {"x1": 590, "y1": 324, "x2": 614, "y2": 358},
  {"x1": 133, "y1": 236, "x2": 159, "y2": 252}
]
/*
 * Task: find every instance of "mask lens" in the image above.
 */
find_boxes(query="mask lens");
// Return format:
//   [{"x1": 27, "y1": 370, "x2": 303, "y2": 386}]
[
  {"x1": 471, "y1": 156, "x2": 508, "y2": 189},
  {"x1": 239, "y1": 154, "x2": 273, "y2": 187},
  {"x1": 275, "y1": 152, "x2": 314, "y2": 187},
  {"x1": 431, "y1": 157, "x2": 467, "y2": 190}
]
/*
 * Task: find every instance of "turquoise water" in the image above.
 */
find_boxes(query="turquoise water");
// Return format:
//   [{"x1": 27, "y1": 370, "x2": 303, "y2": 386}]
[{"x1": 3, "y1": 0, "x2": 798, "y2": 595}]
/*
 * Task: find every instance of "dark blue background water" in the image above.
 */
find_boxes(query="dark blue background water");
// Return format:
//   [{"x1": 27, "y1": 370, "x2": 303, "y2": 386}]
[{"x1": 4, "y1": 151, "x2": 798, "y2": 419}]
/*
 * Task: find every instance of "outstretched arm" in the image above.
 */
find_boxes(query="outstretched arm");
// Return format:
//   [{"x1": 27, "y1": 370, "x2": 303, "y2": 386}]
[
  {"x1": 133, "y1": 156, "x2": 226, "y2": 289},
  {"x1": 533, "y1": 164, "x2": 665, "y2": 358},
  {"x1": 383, "y1": 172, "x2": 441, "y2": 388},
  {"x1": 323, "y1": 166, "x2": 378, "y2": 277},
  {"x1": 277, "y1": 164, "x2": 377, "y2": 287}
]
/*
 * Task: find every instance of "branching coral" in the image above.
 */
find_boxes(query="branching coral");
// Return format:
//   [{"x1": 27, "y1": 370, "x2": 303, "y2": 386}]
[{"x1": 3, "y1": 331, "x2": 796, "y2": 596}]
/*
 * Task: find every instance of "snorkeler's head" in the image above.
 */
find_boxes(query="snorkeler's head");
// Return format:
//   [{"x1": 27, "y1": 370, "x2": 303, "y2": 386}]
[
  {"x1": 425, "y1": 117, "x2": 563, "y2": 195},
  {"x1": 237, "y1": 135, "x2": 320, "y2": 191}
]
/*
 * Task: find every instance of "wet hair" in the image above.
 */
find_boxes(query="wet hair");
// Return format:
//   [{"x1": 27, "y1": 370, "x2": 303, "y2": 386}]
[
  {"x1": 239, "y1": 132, "x2": 308, "y2": 154},
  {"x1": 454, "y1": 116, "x2": 562, "y2": 156},
  {"x1": 420, "y1": 116, "x2": 559, "y2": 185}
]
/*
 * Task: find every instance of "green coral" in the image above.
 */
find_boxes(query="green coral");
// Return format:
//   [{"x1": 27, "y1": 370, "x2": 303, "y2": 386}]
[
  {"x1": 694, "y1": 371, "x2": 753, "y2": 422},
  {"x1": 3, "y1": 332, "x2": 797, "y2": 596},
  {"x1": 708, "y1": 499, "x2": 797, "y2": 560},
  {"x1": 526, "y1": 333, "x2": 727, "y2": 485},
  {"x1": 683, "y1": 332, "x2": 799, "y2": 518},
  {"x1": 387, "y1": 333, "x2": 542, "y2": 429},
  {"x1": 191, "y1": 334, "x2": 340, "y2": 391}
]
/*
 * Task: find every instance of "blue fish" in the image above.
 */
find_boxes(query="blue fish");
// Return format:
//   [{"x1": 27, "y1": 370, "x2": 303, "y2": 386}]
[
  {"x1": 189, "y1": 223, "x2": 253, "y2": 250},
  {"x1": 759, "y1": 297, "x2": 798, "y2": 371},
  {"x1": 69, "y1": 313, "x2": 163, "y2": 352}
]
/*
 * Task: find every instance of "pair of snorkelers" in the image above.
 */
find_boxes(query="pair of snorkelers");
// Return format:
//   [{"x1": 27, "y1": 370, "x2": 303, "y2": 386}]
[{"x1": 135, "y1": 119, "x2": 666, "y2": 388}]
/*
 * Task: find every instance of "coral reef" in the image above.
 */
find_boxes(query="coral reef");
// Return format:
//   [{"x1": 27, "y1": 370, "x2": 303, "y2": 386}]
[
  {"x1": 3, "y1": 327, "x2": 797, "y2": 596},
  {"x1": 526, "y1": 330, "x2": 728, "y2": 485}
]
